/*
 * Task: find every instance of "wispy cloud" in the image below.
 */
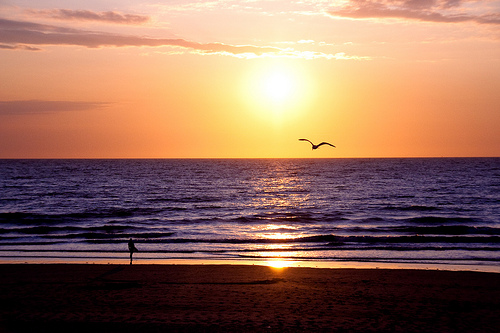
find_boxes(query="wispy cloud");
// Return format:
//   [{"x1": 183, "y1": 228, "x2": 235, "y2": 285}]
[
  {"x1": 328, "y1": 0, "x2": 500, "y2": 25},
  {"x1": 0, "y1": 18, "x2": 368, "y2": 60},
  {"x1": 0, "y1": 100, "x2": 109, "y2": 115},
  {"x1": 0, "y1": 43, "x2": 40, "y2": 51},
  {"x1": 27, "y1": 9, "x2": 150, "y2": 25},
  {"x1": 0, "y1": 18, "x2": 280, "y2": 52}
]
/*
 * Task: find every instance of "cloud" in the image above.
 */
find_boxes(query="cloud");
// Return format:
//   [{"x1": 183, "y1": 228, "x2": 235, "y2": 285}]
[
  {"x1": 0, "y1": 18, "x2": 281, "y2": 54},
  {"x1": 0, "y1": 43, "x2": 40, "y2": 51},
  {"x1": 0, "y1": 100, "x2": 109, "y2": 115},
  {"x1": 28, "y1": 9, "x2": 150, "y2": 25},
  {"x1": 0, "y1": 18, "x2": 367, "y2": 60},
  {"x1": 328, "y1": 0, "x2": 500, "y2": 25}
]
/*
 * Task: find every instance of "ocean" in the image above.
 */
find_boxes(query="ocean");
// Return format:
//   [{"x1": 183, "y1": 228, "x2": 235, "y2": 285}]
[{"x1": 0, "y1": 158, "x2": 499, "y2": 271}]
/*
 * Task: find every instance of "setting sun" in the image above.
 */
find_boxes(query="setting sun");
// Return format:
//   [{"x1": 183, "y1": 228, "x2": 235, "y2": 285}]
[
  {"x1": 241, "y1": 61, "x2": 314, "y2": 124},
  {"x1": 263, "y1": 71, "x2": 294, "y2": 104}
]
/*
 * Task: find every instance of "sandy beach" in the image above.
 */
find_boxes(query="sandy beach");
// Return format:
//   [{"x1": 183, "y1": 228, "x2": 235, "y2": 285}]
[{"x1": 1, "y1": 264, "x2": 499, "y2": 332}]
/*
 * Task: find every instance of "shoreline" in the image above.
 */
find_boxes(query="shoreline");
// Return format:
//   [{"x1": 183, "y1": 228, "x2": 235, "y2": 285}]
[
  {"x1": 1, "y1": 255, "x2": 499, "y2": 273},
  {"x1": 1, "y1": 263, "x2": 499, "y2": 332}
]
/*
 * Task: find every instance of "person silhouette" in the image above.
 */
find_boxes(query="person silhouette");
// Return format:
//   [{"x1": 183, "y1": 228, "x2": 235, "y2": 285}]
[{"x1": 128, "y1": 238, "x2": 139, "y2": 265}]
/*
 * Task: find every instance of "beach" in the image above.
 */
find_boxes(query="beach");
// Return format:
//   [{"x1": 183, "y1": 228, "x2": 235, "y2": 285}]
[{"x1": 1, "y1": 264, "x2": 499, "y2": 332}]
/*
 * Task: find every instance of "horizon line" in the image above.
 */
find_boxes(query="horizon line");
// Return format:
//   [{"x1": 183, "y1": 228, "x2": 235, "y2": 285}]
[{"x1": 1, "y1": 156, "x2": 499, "y2": 160}]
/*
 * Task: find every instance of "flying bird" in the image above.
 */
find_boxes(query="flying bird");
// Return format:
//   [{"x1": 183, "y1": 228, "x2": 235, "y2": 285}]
[{"x1": 299, "y1": 138, "x2": 336, "y2": 150}]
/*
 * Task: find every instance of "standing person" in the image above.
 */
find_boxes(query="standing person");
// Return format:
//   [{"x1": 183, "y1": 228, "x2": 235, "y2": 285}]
[{"x1": 128, "y1": 238, "x2": 138, "y2": 265}]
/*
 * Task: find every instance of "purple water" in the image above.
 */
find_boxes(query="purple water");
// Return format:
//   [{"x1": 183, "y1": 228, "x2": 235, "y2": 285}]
[{"x1": 1, "y1": 158, "x2": 499, "y2": 269}]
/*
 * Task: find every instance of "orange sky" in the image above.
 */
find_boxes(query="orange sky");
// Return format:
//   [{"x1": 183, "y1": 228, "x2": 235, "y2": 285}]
[{"x1": 1, "y1": 1, "x2": 499, "y2": 158}]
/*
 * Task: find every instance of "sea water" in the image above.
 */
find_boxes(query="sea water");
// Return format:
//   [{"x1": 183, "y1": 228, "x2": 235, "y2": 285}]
[{"x1": 0, "y1": 158, "x2": 499, "y2": 270}]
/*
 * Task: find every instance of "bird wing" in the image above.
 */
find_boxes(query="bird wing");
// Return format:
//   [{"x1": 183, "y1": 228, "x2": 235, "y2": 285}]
[
  {"x1": 317, "y1": 142, "x2": 336, "y2": 148},
  {"x1": 299, "y1": 138, "x2": 314, "y2": 145}
]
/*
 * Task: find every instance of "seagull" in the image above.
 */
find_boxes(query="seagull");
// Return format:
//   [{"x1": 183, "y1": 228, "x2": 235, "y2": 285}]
[{"x1": 299, "y1": 138, "x2": 336, "y2": 150}]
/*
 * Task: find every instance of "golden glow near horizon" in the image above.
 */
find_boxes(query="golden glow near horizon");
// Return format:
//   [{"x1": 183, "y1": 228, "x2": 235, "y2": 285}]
[{"x1": 0, "y1": 1, "x2": 499, "y2": 158}]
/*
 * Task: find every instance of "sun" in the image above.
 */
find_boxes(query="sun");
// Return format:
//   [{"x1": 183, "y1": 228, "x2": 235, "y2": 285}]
[
  {"x1": 263, "y1": 71, "x2": 294, "y2": 104},
  {"x1": 243, "y1": 62, "x2": 312, "y2": 121}
]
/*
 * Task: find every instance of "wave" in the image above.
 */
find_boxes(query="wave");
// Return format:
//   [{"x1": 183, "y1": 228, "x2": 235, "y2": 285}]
[
  {"x1": 383, "y1": 205, "x2": 440, "y2": 211},
  {"x1": 0, "y1": 208, "x2": 169, "y2": 224},
  {"x1": 2, "y1": 244, "x2": 499, "y2": 258},
  {"x1": 57, "y1": 234, "x2": 500, "y2": 246},
  {"x1": 404, "y1": 216, "x2": 478, "y2": 225},
  {"x1": 380, "y1": 225, "x2": 500, "y2": 235},
  {"x1": 0, "y1": 224, "x2": 135, "y2": 234}
]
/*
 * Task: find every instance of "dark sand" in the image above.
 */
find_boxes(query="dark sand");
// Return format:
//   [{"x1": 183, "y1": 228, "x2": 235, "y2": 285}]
[{"x1": 1, "y1": 264, "x2": 499, "y2": 332}]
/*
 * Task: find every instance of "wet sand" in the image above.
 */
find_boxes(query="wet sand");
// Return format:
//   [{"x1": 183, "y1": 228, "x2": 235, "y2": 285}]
[{"x1": 1, "y1": 264, "x2": 499, "y2": 332}]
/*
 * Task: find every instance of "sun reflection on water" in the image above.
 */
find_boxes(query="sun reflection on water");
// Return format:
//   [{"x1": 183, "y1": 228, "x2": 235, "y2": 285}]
[
  {"x1": 257, "y1": 250, "x2": 302, "y2": 269},
  {"x1": 249, "y1": 162, "x2": 310, "y2": 211},
  {"x1": 266, "y1": 259, "x2": 291, "y2": 268},
  {"x1": 244, "y1": 162, "x2": 315, "y2": 266},
  {"x1": 253, "y1": 224, "x2": 299, "y2": 240},
  {"x1": 261, "y1": 232, "x2": 295, "y2": 240}
]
